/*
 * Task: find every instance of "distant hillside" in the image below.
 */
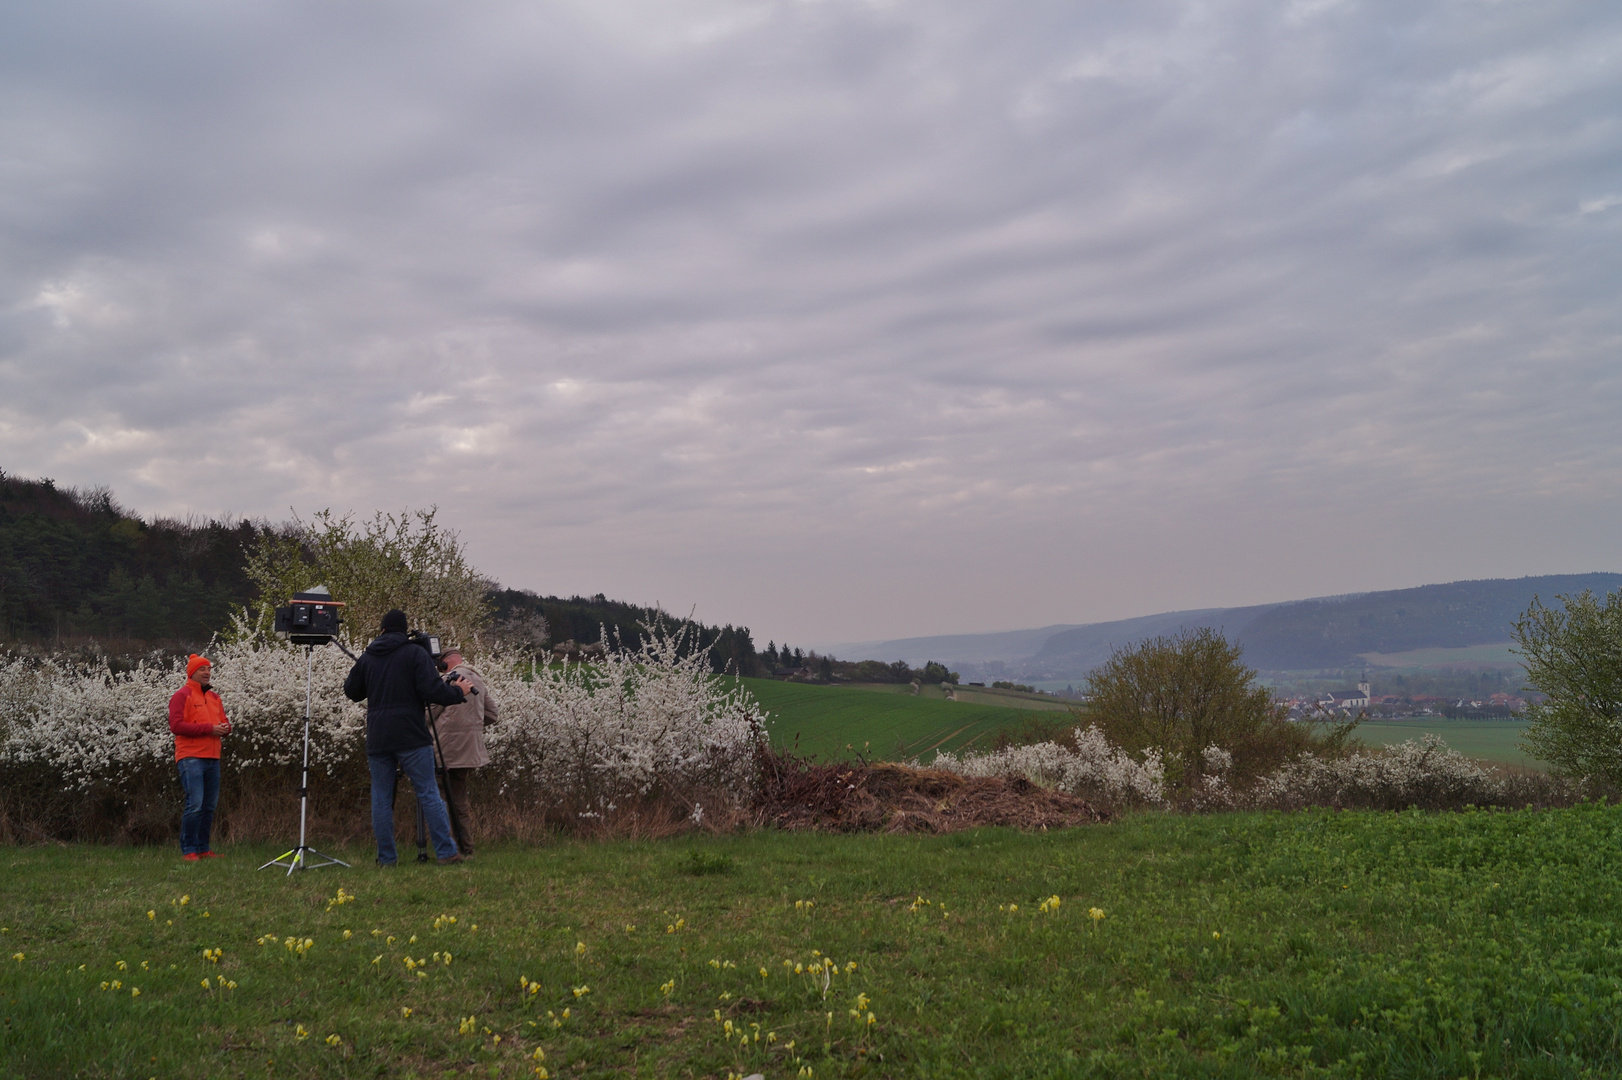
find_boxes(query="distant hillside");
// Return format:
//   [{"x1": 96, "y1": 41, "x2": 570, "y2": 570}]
[
  {"x1": 830, "y1": 574, "x2": 1622, "y2": 680},
  {"x1": 0, "y1": 471, "x2": 761, "y2": 670},
  {"x1": 489, "y1": 588, "x2": 759, "y2": 676},
  {"x1": 0, "y1": 471, "x2": 265, "y2": 651},
  {"x1": 824, "y1": 624, "x2": 1085, "y2": 667}
]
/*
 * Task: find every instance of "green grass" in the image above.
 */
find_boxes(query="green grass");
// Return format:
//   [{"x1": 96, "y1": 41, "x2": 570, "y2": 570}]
[
  {"x1": 744, "y1": 678, "x2": 1056, "y2": 761},
  {"x1": 10, "y1": 807, "x2": 1622, "y2": 1077},
  {"x1": 1360, "y1": 719, "x2": 1539, "y2": 766}
]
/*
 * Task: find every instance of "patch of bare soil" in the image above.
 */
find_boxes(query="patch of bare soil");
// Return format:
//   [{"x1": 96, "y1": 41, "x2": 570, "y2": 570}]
[{"x1": 755, "y1": 755, "x2": 1108, "y2": 833}]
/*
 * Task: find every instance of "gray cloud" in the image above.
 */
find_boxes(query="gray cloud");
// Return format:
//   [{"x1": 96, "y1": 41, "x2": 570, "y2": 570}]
[{"x1": 1, "y1": 0, "x2": 1619, "y2": 642}]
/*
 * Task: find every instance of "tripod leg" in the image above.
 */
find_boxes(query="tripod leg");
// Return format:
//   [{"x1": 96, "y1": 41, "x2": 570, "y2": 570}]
[{"x1": 425, "y1": 707, "x2": 467, "y2": 854}]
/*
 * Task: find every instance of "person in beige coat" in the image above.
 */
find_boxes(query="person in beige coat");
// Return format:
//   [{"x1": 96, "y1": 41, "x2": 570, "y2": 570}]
[{"x1": 429, "y1": 649, "x2": 498, "y2": 856}]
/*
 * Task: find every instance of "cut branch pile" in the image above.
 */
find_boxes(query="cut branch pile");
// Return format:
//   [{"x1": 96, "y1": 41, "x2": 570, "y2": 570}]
[{"x1": 755, "y1": 749, "x2": 1108, "y2": 833}]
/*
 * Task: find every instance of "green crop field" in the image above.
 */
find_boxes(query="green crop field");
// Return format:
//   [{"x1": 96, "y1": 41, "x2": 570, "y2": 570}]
[
  {"x1": 9, "y1": 807, "x2": 1622, "y2": 1078},
  {"x1": 1359, "y1": 719, "x2": 1540, "y2": 767},
  {"x1": 743, "y1": 678, "x2": 1058, "y2": 761},
  {"x1": 742, "y1": 681, "x2": 1544, "y2": 770}
]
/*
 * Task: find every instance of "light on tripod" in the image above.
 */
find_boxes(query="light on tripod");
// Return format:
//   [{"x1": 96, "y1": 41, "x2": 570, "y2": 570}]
[{"x1": 259, "y1": 586, "x2": 352, "y2": 877}]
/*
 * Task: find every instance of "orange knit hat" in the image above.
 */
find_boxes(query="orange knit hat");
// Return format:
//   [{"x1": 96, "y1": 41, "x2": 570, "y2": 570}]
[{"x1": 186, "y1": 654, "x2": 211, "y2": 678}]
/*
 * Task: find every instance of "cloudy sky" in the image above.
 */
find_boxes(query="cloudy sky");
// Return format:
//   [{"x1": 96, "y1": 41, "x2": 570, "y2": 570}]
[{"x1": 2, "y1": 0, "x2": 1618, "y2": 645}]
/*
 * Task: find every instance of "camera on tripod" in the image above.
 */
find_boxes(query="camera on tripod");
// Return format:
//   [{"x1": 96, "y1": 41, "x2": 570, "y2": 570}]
[{"x1": 273, "y1": 587, "x2": 346, "y2": 645}]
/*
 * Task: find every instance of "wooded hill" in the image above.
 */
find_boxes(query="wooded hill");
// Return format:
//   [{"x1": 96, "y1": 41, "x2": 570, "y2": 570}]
[
  {"x1": 489, "y1": 588, "x2": 760, "y2": 676},
  {"x1": 0, "y1": 472, "x2": 263, "y2": 651},
  {"x1": 0, "y1": 471, "x2": 760, "y2": 671}
]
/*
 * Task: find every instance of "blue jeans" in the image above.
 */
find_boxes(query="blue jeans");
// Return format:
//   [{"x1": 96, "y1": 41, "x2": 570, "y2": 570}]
[
  {"x1": 368, "y1": 746, "x2": 458, "y2": 864},
  {"x1": 177, "y1": 757, "x2": 220, "y2": 855}
]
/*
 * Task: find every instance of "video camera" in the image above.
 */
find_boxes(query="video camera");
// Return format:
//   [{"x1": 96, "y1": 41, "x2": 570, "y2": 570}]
[
  {"x1": 406, "y1": 629, "x2": 442, "y2": 659},
  {"x1": 273, "y1": 587, "x2": 346, "y2": 646},
  {"x1": 406, "y1": 628, "x2": 478, "y2": 695}
]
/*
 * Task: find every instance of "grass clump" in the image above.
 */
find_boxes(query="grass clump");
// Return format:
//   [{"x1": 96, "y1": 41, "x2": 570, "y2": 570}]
[{"x1": 677, "y1": 849, "x2": 735, "y2": 876}]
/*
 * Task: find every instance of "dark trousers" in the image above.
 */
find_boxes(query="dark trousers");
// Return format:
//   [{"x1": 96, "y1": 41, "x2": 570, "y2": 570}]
[{"x1": 443, "y1": 768, "x2": 475, "y2": 855}]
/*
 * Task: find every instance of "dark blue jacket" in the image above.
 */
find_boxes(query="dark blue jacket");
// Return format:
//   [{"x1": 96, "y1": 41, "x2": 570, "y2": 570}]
[{"x1": 343, "y1": 631, "x2": 466, "y2": 755}]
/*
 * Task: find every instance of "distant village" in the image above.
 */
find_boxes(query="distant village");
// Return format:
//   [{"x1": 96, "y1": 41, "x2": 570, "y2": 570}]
[{"x1": 1277, "y1": 677, "x2": 1527, "y2": 721}]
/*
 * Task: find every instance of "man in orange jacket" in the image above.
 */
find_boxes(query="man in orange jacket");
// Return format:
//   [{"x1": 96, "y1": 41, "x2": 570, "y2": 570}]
[{"x1": 168, "y1": 654, "x2": 232, "y2": 861}]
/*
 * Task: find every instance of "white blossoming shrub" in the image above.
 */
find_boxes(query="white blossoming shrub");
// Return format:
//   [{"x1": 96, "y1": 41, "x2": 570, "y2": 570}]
[
  {"x1": 482, "y1": 626, "x2": 764, "y2": 816},
  {"x1": 0, "y1": 621, "x2": 765, "y2": 839},
  {"x1": 0, "y1": 640, "x2": 367, "y2": 794},
  {"x1": 1246, "y1": 735, "x2": 1529, "y2": 812},
  {"x1": 932, "y1": 725, "x2": 1167, "y2": 808},
  {"x1": 932, "y1": 729, "x2": 1570, "y2": 812},
  {"x1": 0, "y1": 653, "x2": 178, "y2": 791}
]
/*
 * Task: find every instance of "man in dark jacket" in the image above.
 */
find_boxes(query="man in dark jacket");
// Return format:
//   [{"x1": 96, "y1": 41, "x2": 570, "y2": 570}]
[{"x1": 343, "y1": 609, "x2": 468, "y2": 866}]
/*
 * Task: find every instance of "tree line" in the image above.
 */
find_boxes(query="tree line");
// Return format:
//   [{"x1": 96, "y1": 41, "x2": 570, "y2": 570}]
[
  {"x1": 0, "y1": 472, "x2": 760, "y2": 672},
  {"x1": 0, "y1": 472, "x2": 262, "y2": 650}
]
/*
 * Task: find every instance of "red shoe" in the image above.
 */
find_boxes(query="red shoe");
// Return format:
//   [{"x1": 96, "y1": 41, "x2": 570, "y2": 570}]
[
  {"x1": 182, "y1": 853, "x2": 201, "y2": 862},
  {"x1": 200, "y1": 851, "x2": 223, "y2": 859}
]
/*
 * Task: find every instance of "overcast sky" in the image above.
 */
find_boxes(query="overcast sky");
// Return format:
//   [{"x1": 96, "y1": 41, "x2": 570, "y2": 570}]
[{"x1": 2, "y1": 0, "x2": 1618, "y2": 645}]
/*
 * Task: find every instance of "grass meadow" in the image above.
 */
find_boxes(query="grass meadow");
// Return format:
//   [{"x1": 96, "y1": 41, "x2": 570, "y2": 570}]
[
  {"x1": 8, "y1": 804, "x2": 1622, "y2": 1078},
  {"x1": 746, "y1": 679, "x2": 1062, "y2": 762},
  {"x1": 1358, "y1": 720, "x2": 1537, "y2": 767},
  {"x1": 746, "y1": 678, "x2": 1544, "y2": 771}
]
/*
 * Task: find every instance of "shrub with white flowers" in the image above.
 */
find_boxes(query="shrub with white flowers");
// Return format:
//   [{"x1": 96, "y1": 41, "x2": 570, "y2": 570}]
[
  {"x1": 932, "y1": 725, "x2": 1167, "y2": 808},
  {"x1": 931, "y1": 728, "x2": 1568, "y2": 812},
  {"x1": 481, "y1": 624, "x2": 764, "y2": 814},
  {"x1": 0, "y1": 617, "x2": 765, "y2": 836}
]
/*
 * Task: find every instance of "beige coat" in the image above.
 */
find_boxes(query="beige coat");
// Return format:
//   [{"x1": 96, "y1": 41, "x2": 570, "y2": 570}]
[{"x1": 430, "y1": 663, "x2": 498, "y2": 769}]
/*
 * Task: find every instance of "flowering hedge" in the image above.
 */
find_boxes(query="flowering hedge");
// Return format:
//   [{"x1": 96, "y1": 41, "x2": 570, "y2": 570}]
[
  {"x1": 0, "y1": 623, "x2": 765, "y2": 841},
  {"x1": 931, "y1": 725, "x2": 1169, "y2": 809},
  {"x1": 930, "y1": 727, "x2": 1573, "y2": 812}
]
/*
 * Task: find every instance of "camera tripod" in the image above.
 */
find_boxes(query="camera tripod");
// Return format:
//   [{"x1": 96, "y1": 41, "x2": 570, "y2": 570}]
[
  {"x1": 397, "y1": 701, "x2": 469, "y2": 861},
  {"x1": 258, "y1": 644, "x2": 351, "y2": 876}
]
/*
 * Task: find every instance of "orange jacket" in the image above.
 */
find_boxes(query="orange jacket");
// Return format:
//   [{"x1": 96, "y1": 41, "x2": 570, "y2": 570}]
[{"x1": 168, "y1": 683, "x2": 226, "y2": 761}]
